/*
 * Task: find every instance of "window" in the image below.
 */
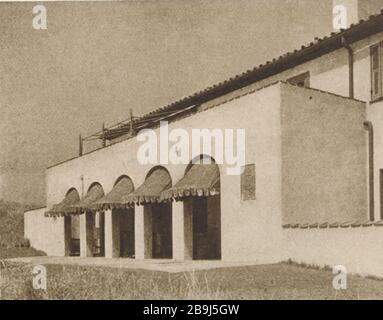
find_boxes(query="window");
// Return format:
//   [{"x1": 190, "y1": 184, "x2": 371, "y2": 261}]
[
  {"x1": 371, "y1": 43, "x2": 382, "y2": 100},
  {"x1": 287, "y1": 71, "x2": 310, "y2": 88}
]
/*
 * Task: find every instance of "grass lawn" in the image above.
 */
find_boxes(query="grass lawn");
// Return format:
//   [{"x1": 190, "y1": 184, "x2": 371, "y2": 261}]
[{"x1": 1, "y1": 262, "x2": 383, "y2": 300}]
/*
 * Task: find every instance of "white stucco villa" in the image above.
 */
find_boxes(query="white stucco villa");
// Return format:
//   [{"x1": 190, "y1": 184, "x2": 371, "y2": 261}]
[{"x1": 25, "y1": 1, "x2": 383, "y2": 277}]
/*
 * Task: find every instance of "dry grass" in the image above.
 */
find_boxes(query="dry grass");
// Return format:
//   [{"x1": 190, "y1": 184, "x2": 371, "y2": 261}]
[
  {"x1": 1, "y1": 201, "x2": 382, "y2": 300},
  {"x1": 2, "y1": 262, "x2": 383, "y2": 300}
]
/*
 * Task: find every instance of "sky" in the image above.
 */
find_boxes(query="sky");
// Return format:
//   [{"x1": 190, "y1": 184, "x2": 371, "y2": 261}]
[{"x1": 0, "y1": 0, "x2": 336, "y2": 205}]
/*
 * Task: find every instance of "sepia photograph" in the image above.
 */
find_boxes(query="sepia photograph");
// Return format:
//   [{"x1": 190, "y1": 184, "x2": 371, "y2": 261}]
[{"x1": 1, "y1": 0, "x2": 383, "y2": 306}]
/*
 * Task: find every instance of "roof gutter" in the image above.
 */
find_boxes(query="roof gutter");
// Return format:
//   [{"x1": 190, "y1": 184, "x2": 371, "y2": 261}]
[
  {"x1": 341, "y1": 37, "x2": 354, "y2": 99},
  {"x1": 364, "y1": 121, "x2": 374, "y2": 221}
]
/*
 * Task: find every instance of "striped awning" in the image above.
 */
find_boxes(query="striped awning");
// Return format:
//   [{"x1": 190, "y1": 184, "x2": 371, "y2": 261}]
[
  {"x1": 45, "y1": 189, "x2": 80, "y2": 217},
  {"x1": 95, "y1": 177, "x2": 134, "y2": 210},
  {"x1": 122, "y1": 168, "x2": 171, "y2": 205},
  {"x1": 161, "y1": 164, "x2": 220, "y2": 201},
  {"x1": 72, "y1": 184, "x2": 104, "y2": 213}
]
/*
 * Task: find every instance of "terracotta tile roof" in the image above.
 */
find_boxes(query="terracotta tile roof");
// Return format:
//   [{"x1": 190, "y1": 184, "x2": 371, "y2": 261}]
[
  {"x1": 104, "y1": 10, "x2": 383, "y2": 140},
  {"x1": 283, "y1": 220, "x2": 383, "y2": 229}
]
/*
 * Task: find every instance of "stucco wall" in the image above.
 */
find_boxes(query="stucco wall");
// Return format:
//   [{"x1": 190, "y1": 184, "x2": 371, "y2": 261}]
[
  {"x1": 36, "y1": 29, "x2": 383, "y2": 267},
  {"x1": 199, "y1": 31, "x2": 383, "y2": 108},
  {"x1": 218, "y1": 84, "x2": 283, "y2": 263},
  {"x1": 280, "y1": 84, "x2": 368, "y2": 224},
  {"x1": 196, "y1": 31, "x2": 383, "y2": 226},
  {"x1": 45, "y1": 83, "x2": 284, "y2": 262},
  {"x1": 39, "y1": 82, "x2": 371, "y2": 263},
  {"x1": 283, "y1": 227, "x2": 383, "y2": 277},
  {"x1": 367, "y1": 100, "x2": 383, "y2": 221},
  {"x1": 24, "y1": 207, "x2": 65, "y2": 256}
]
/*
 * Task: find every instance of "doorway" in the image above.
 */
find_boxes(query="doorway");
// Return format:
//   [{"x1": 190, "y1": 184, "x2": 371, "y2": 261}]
[
  {"x1": 151, "y1": 203, "x2": 172, "y2": 259},
  {"x1": 192, "y1": 196, "x2": 221, "y2": 260},
  {"x1": 119, "y1": 208, "x2": 135, "y2": 258}
]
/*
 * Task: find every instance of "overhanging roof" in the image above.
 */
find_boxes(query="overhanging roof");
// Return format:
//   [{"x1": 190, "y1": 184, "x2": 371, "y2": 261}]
[{"x1": 161, "y1": 164, "x2": 220, "y2": 201}]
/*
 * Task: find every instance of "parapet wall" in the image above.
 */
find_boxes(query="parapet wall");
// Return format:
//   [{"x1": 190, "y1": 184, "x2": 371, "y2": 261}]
[
  {"x1": 282, "y1": 225, "x2": 383, "y2": 277},
  {"x1": 280, "y1": 84, "x2": 368, "y2": 225},
  {"x1": 24, "y1": 208, "x2": 65, "y2": 256}
]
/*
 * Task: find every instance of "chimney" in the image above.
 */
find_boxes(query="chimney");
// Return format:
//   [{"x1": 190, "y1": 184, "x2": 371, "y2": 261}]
[{"x1": 333, "y1": 0, "x2": 383, "y2": 31}]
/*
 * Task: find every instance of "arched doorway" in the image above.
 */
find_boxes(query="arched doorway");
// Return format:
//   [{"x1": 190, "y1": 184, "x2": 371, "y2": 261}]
[
  {"x1": 189, "y1": 156, "x2": 221, "y2": 260},
  {"x1": 69, "y1": 214, "x2": 80, "y2": 256},
  {"x1": 162, "y1": 154, "x2": 221, "y2": 260},
  {"x1": 145, "y1": 167, "x2": 173, "y2": 259},
  {"x1": 94, "y1": 210, "x2": 105, "y2": 257},
  {"x1": 95, "y1": 175, "x2": 136, "y2": 258},
  {"x1": 62, "y1": 188, "x2": 81, "y2": 256},
  {"x1": 190, "y1": 195, "x2": 221, "y2": 259},
  {"x1": 76, "y1": 182, "x2": 105, "y2": 257},
  {"x1": 151, "y1": 201, "x2": 172, "y2": 258},
  {"x1": 113, "y1": 176, "x2": 135, "y2": 258},
  {"x1": 124, "y1": 166, "x2": 173, "y2": 259}
]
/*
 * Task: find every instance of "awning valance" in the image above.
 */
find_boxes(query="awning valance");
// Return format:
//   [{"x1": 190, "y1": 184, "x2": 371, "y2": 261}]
[
  {"x1": 122, "y1": 168, "x2": 171, "y2": 205},
  {"x1": 161, "y1": 164, "x2": 220, "y2": 201},
  {"x1": 45, "y1": 189, "x2": 80, "y2": 217},
  {"x1": 95, "y1": 177, "x2": 134, "y2": 210},
  {"x1": 73, "y1": 183, "x2": 104, "y2": 213}
]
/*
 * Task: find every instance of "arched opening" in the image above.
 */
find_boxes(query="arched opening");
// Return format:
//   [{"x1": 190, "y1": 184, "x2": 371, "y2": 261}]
[
  {"x1": 123, "y1": 166, "x2": 173, "y2": 259},
  {"x1": 80, "y1": 182, "x2": 105, "y2": 257},
  {"x1": 63, "y1": 188, "x2": 81, "y2": 256},
  {"x1": 188, "y1": 154, "x2": 216, "y2": 168},
  {"x1": 69, "y1": 215, "x2": 80, "y2": 256},
  {"x1": 162, "y1": 154, "x2": 221, "y2": 260},
  {"x1": 114, "y1": 175, "x2": 135, "y2": 258},
  {"x1": 189, "y1": 156, "x2": 221, "y2": 260},
  {"x1": 144, "y1": 166, "x2": 173, "y2": 259},
  {"x1": 94, "y1": 210, "x2": 105, "y2": 257},
  {"x1": 150, "y1": 201, "x2": 172, "y2": 258}
]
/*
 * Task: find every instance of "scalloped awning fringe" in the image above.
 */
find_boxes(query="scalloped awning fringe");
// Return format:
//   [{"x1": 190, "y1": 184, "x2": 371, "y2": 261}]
[{"x1": 161, "y1": 164, "x2": 220, "y2": 201}]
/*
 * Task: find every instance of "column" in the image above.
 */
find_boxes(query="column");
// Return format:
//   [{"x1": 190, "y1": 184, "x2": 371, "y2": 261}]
[
  {"x1": 80, "y1": 211, "x2": 95, "y2": 257},
  {"x1": 172, "y1": 200, "x2": 193, "y2": 261},
  {"x1": 143, "y1": 205, "x2": 153, "y2": 259},
  {"x1": 99, "y1": 211, "x2": 105, "y2": 257},
  {"x1": 105, "y1": 209, "x2": 120, "y2": 258},
  {"x1": 64, "y1": 215, "x2": 72, "y2": 257},
  {"x1": 134, "y1": 205, "x2": 145, "y2": 259},
  {"x1": 184, "y1": 200, "x2": 193, "y2": 260}
]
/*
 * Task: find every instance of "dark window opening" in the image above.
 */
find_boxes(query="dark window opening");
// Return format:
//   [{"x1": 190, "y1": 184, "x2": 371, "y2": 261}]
[
  {"x1": 287, "y1": 71, "x2": 310, "y2": 88},
  {"x1": 371, "y1": 43, "x2": 383, "y2": 101}
]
